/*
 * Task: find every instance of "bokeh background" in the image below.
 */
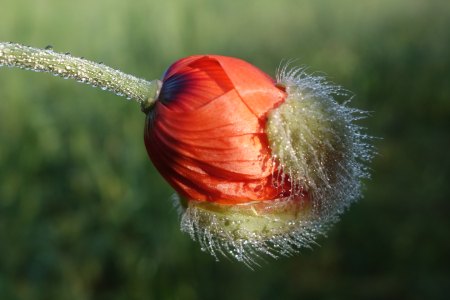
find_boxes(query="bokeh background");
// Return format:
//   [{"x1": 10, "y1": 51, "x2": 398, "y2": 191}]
[{"x1": 1, "y1": 0, "x2": 449, "y2": 299}]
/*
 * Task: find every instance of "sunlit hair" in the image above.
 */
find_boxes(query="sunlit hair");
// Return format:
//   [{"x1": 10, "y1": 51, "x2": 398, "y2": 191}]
[{"x1": 178, "y1": 62, "x2": 376, "y2": 267}]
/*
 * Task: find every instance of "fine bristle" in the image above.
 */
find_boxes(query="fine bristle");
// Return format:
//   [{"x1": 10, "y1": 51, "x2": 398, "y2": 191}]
[
  {"x1": 176, "y1": 63, "x2": 375, "y2": 266},
  {"x1": 268, "y1": 63, "x2": 376, "y2": 218},
  {"x1": 179, "y1": 197, "x2": 334, "y2": 268}
]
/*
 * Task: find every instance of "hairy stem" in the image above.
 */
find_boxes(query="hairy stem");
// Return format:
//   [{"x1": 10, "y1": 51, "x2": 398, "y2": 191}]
[{"x1": 0, "y1": 42, "x2": 161, "y2": 108}]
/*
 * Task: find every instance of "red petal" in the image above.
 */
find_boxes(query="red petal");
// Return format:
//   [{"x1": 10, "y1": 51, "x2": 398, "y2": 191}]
[
  {"x1": 159, "y1": 56, "x2": 234, "y2": 112},
  {"x1": 162, "y1": 55, "x2": 204, "y2": 80},
  {"x1": 145, "y1": 91, "x2": 287, "y2": 204},
  {"x1": 145, "y1": 55, "x2": 290, "y2": 204},
  {"x1": 210, "y1": 55, "x2": 286, "y2": 119},
  {"x1": 155, "y1": 90, "x2": 272, "y2": 178}
]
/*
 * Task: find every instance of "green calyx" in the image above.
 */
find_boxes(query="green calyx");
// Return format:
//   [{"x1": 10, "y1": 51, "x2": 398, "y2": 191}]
[
  {"x1": 177, "y1": 196, "x2": 326, "y2": 265},
  {"x1": 186, "y1": 198, "x2": 312, "y2": 238},
  {"x1": 266, "y1": 90, "x2": 346, "y2": 190},
  {"x1": 266, "y1": 65, "x2": 374, "y2": 218}
]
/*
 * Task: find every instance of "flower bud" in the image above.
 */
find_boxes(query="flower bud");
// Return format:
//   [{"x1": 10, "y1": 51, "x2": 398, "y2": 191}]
[{"x1": 144, "y1": 55, "x2": 373, "y2": 264}]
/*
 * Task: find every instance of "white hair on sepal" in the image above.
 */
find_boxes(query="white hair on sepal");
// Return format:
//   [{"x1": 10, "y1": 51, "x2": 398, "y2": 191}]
[
  {"x1": 178, "y1": 198, "x2": 332, "y2": 268},
  {"x1": 173, "y1": 62, "x2": 376, "y2": 267},
  {"x1": 268, "y1": 61, "x2": 376, "y2": 218}
]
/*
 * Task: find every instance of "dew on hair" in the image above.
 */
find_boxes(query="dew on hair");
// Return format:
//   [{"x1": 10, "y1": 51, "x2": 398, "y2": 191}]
[
  {"x1": 265, "y1": 62, "x2": 375, "y2": 228},
  {"x1": 175, "y1": 194, "x2": 338, "y2": 267},
  {"x1": 0, "y1": 41, "x2": 162, "y2": 104}
]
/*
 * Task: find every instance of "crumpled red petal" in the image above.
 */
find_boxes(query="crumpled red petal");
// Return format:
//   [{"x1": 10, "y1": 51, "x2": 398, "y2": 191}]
[
  {"x1": 159, "y1": 56, "x2": 234, "y2": 112},
  {"x1": 214, "y1": 56, "x2": 286, "y2": 118},
  {"x1": 145, "y1": 55, "x2": 290, "y2": 204}
]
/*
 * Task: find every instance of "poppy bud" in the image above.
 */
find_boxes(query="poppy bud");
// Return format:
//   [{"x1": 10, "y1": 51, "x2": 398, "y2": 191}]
[{"x1": 144, "y1": 55, "x2": 373, "y2": 263}]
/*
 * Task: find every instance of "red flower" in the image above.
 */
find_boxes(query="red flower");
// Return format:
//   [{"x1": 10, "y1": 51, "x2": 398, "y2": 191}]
[
  {"x1": 142, "y1": 55, "x2": 372, "y2": 263},
  {"x1": 144, "y1": 55, "x2": 293, "y2": 205},
  {"x1": 0, "y1": 41, "x2": 372, "y2": 263}
]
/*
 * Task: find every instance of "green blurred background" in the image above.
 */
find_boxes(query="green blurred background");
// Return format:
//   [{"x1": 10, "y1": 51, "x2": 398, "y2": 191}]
[{"x1": 0, "y1": 0, "x2": 449, "y2": 299}]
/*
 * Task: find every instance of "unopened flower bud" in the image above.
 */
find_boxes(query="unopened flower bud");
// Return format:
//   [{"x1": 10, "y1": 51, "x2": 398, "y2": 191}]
[{"x1": 144, "y1": 55, "x2": 374, "y2": 264}]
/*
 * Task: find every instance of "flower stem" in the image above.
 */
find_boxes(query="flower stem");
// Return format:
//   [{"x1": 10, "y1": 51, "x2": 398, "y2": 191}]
[{"x1": 0, "y1": 41, "x2": 161, "y2": 108}]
